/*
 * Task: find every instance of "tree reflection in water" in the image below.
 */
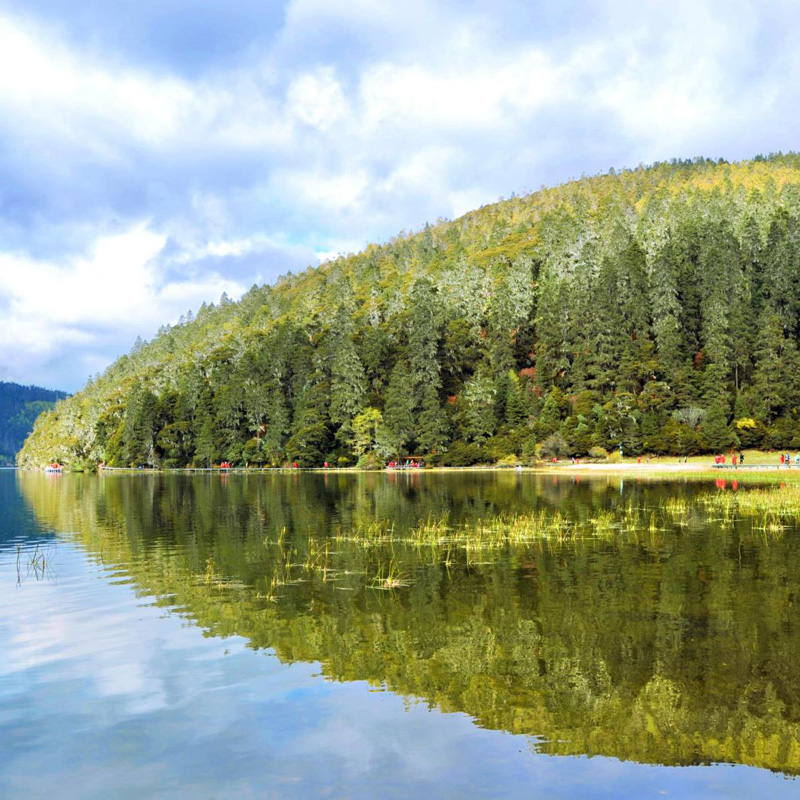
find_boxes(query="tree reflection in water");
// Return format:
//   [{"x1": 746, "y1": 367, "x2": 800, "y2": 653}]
[{"x1": 19, "y1": 471, "x2": 800, "y2": 775}]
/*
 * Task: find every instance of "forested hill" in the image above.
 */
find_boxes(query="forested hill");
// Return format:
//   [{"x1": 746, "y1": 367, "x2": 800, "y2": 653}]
[
  {"x1": 18, "y1": 154, "x2": 800, "y2": 469},
  {"x1": 0, "y1": 383, "x2": 67, "y2": 465}
]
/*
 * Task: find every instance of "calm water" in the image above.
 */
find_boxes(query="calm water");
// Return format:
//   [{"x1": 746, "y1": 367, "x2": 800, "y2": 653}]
[{"x1": 2, "y1": 470, "x2": 800, "y2": 798}]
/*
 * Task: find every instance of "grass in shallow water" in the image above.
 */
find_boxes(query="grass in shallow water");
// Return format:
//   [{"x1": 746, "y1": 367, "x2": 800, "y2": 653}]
[{"x1": 254, "y1": 482, "x2": 800, "y2": 596}]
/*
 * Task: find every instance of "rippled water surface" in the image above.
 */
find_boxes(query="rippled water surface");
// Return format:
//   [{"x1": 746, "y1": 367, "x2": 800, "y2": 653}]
[{"x1": 2, "y1": 470, "x2": 800, "y2": 798}]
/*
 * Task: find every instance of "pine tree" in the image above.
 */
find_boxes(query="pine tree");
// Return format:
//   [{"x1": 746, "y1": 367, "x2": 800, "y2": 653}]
[
  {"x1": 285, "y1": 377, "x2": 333, "y2": 467},
  {"x1": 329, "y1": 306, "x2": 367, "y2": 445},
  {"x1": 752, "y1": 311, "x2": 798, "y2": 423},
  {"x1": 649, "y1": 238, "x2": 684, "y2": 381},
  {"x1": 698, "y1": 219, "x2": 740, "y2": 404},
  {"x1": 504, "y1": 371, "x2": 527, "y2": 427},
  {"x1": 617, "y1": 241, "x2": 655, "y2": 393},
  {"x1": 536, "y1": 387, "x2": 567, "y2": 439},
  {"x1": 193, "y1": 388, "x2": 216, "y2": 467},
  {"x1": 535, "y1": 271, "x2": 573, "y2": 389},
  {"x1": 701, "y1": 399, "x2": 736, "y2": 451},
  {"x1": 586, "y1": 255, "x2": 623, "y2": 392},
  {"x1": 763, "y1": 209, "x2": 800, "y2": 334},
  {"x1": 382, "y1": 358, "x2": 415, "y2": 455},
  {"x1": 456, "y1": 371, "x2": 496, "y2": 444},
  {"x1": 122, "y1": 383, "x2": 158, "y2": 466},
  {"x1": 408, "y1": 279, "x2": 447, "y2": 451},
  {"x1": 417, "y1": 382, "x2": 448, "y2": 453}
]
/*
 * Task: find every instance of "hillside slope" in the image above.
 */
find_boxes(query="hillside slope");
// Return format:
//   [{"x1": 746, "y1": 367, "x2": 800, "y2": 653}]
[
  {"x1": 19, "y1": 154, "x2": 800, "y2": 468},
  {"x1": 0, "y1": 382, "x2": 67, "y2": 465}
]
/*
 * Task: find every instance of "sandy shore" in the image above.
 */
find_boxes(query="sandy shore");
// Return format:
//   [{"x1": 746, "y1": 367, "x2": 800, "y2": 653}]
[
  {"x1": 551, "y1": 462, "x2": 708, "y2": 472},
  {"x1": 73, "y1": 459, "x2": 796, "y2": 476},
  {"x1": 536, "y1": 461, "x2": 793, "y2": 476}
]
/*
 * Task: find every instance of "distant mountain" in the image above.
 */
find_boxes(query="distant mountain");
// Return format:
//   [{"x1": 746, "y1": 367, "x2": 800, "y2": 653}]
[
  {"x1": 0, "y1": 382, "x2": 67, "y2": 465},
  {"x1": 18, "y1": 154, "x2": 800, "y2": 468}
]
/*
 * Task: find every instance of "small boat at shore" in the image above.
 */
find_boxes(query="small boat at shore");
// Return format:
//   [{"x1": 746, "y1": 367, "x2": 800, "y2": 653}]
[{"x1": 44, "y1": 463, "x2": 62, "y2": 473}]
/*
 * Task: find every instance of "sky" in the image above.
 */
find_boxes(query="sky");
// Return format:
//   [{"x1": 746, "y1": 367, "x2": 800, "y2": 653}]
[{"x1": 0, "y1": 0, "x2": 797, "y2": 392}]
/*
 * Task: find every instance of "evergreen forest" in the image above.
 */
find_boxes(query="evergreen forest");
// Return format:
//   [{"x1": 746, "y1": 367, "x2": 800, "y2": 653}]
[
  {"x1": 18, "y1": 154, "x2": 800, "y2": 468},
  {"x1": 0, "y1": 382, "x2": 67, "y2": 465}
]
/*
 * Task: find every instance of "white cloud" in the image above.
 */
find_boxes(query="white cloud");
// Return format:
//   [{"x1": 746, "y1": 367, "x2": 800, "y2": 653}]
[
  {"x1": 287, "y1": 67, "x2": 348, "y2": 129},
  {"x1": 0, "y1": 227, "x2": 166, "y2": 326},
  {"x1": 359, "y1": 50, "x2": 558, "y2": 133},
  {"x1": 276, "y1": 168, "x2": 371, "y2": 215},
  {"x1": 284, "y1": 0, "x2": 446, "y2": 40},
  {"x1": 1, "y1": 1, "x2": 799, "y2": 389},
  {"x1": 0, "y1": 17, "x2": 190, "y2": 152},
  {"x1": 0, "y1": 224, "x2": 246, "y2": 387},
  {"x1": 0, "y1": 14, "x2": 293, "y2": 160}
]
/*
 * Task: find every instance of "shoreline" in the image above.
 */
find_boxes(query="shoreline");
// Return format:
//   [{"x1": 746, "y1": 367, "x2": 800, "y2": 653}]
[{"x1": 24, "y1": 460, "x2": 800, "y2": 477}]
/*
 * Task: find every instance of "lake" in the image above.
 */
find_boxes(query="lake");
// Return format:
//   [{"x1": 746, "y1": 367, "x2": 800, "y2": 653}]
[{"x1": 2, "y1": 470, "x2": 800, "y2": 798}]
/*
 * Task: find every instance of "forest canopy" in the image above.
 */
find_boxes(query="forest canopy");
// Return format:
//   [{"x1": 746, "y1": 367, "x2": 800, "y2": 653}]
[{"x1": 19, "y1": 154, "x2": 800, "y2": 468}]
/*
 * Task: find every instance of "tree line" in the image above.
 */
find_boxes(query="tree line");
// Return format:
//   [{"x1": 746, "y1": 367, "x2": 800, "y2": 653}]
[{"x1": 19, "y1": 154, "x2": 800, "y2": 467}]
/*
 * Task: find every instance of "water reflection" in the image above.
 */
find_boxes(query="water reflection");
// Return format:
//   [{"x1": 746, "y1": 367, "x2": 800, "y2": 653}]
[{"x1": 16, "y1": 471, "x2": 800, "y2": 777}]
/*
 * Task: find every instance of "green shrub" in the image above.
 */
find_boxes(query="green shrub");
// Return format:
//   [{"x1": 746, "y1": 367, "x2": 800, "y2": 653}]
[
  {"x1": 539, "y1": 433, "x2": 569, "y2": 460},
  {"x1": 441, "y1": 442, "x2": 487, "y2": 466}
]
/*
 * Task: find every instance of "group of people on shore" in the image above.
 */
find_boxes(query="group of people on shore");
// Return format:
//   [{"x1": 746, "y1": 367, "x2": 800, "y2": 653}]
[
  {"x1": 714, "y1": 453, "x2": 745, "y2": 466},
  {"x1": 713, "y1": 452, "x2": 800, "y2": 467}
]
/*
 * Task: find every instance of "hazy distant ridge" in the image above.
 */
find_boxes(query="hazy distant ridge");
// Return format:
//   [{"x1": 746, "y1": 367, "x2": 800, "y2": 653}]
[{"x1": 0, "y1": 382, "x2": 67, "y2": 465}]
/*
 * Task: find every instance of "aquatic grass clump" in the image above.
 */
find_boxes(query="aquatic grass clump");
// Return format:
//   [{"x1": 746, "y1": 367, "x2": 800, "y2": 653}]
[
  {"x1": 700, "y1": 484, "x2": 800, "y2": 518},
  {"x1": 328, "y1": 504, "x2": 688, "y2": 555},
  {"x1": 253, "y1": 487, "x2": 800, "y2": 601},
  {"x1": 371, "y1": 555, "x2": 410, "y2": 589},
  {"x1": 407, "y1": 511, "x2": 580, "y2": 549},
  {"x1": 662, "y1": 497, "x2": 690, "y2": 515},
  {"x1": 588, "y1": 511, "x2": 618, "y2": 538},
  {"x1": 16, "y1": 542, "x2": 57, "y2": 584},
  {"x1": 333, "y1": 519, "x2": 398, "y2": 547},
  {"x1": 688, "y1": 483, "x2": 800, "y2": 540},
  {"x1": 330, "y1": 511, "x2": 585, "y2": 549}
]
